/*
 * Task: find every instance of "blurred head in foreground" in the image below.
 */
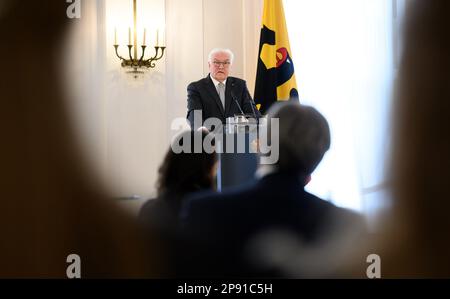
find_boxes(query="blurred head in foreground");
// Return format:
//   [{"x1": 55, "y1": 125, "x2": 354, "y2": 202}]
[
  {"x1": 256, "y1": 102, "x2": 366, "y2": 277},
  {"x1": 157, "y1": 130, "x2": 217, "y2": 197},
  {"x1": 265, "y1": 101, "x2": 331, "y2": 180},
  {"x1": 0, "y1": 1, "x2": 161, "y2": 277},
  {"x1": 139, "y1": 130, "x2": 217, "y2": 233},
  {"x1": 383, "y1": 0, "x2": 450, "y2": 277}
]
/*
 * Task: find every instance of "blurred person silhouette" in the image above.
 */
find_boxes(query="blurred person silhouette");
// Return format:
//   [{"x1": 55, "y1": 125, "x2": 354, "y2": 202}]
[
  {"x1": 375, "y1": 0, "x2": 450, "y2": 278},
  {"x1": 139, "y1": 130, "x2": 217, "y2": 235},
  {"x1": 138, "y1": 130, "x2": 217, "y2": 277},
  {"x1": 181, "y1": 101, "x2": 366, "y2": 278},
  {"x1": 0, "y1": 1, "x2": 163, "y2": 277}
]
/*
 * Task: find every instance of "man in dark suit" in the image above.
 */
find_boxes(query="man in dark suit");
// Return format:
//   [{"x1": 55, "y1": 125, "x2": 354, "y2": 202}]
[
  {"x1": 180, "y1": 102, "x2": 366, "y2": 278},
  {"x1": 186, "y1": 48, "x2": 261, "y2": 129}
]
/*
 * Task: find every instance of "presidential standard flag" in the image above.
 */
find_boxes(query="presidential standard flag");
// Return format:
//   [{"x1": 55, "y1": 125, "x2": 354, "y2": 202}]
[{"x1": 254, "y1": 0, "x2": 299, "y2": 114}]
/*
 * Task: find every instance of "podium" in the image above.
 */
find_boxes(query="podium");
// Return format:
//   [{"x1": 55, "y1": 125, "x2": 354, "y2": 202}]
[{"x1": 216, "y1": 115, "x2": 260, "y2": 191}]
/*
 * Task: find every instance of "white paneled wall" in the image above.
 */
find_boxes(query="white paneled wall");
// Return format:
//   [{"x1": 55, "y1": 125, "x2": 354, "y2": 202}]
[
  {"x1": 165, "y1": 0, "x2": 204, "y2": 139},
  {"x1": 202, "y1": 0, "x2": 245, "y2": 78}
]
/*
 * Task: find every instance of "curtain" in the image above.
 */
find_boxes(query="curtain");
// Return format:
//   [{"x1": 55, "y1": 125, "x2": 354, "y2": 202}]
[{"x1": 284, "y1": 0, "x2": 395, "y2": 214}]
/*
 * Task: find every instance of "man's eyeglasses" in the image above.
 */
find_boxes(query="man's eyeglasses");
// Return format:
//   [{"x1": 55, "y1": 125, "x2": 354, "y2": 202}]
[{"x1": 212, "y1": 61, "x2": 231, "y2": 67}]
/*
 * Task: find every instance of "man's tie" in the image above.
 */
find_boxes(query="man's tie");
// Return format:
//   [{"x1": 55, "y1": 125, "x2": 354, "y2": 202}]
[{"x1": 217, "y1": 82, "x2": 225, "y2": 110}]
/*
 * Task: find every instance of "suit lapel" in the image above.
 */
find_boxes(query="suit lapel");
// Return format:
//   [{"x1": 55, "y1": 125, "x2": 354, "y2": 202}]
[
  {"x1": 204, "y1": 75, "x2": 225, "y2": 116},
  {"x1": 225, "y1": 77, "x2": 233, "y2": 116}
]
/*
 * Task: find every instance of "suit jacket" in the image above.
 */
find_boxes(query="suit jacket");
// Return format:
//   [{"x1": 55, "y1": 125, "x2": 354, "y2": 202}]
[
  {"x1": 186, "y1": 75, "x2": 261, "y2": 129},
  {"x1": 180, "y1": 172, "x2": 366, "y2": 278}
]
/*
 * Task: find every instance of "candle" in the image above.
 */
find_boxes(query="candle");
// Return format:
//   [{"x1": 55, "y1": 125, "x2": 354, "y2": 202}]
[
  {"x1": 114, "y1": 28, "x2": 117, "y2": 45},
  {"x1": 128, "y1": 27, "x2": 131, "y2": 45},
  {"x1": 156, "y1": 29, "x2": 159, "y2": 47},
  {"x1": 143, "y1": 28, "x2": 146, "y2": 46}
]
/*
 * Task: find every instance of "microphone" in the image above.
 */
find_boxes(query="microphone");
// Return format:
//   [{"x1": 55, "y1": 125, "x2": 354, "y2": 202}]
[
  {"x1": 231, "y1": 84, "x2": 245, "y2": 116},
  {"x1": 248, "y1": 96, "x2": 258, "y2": 120}
]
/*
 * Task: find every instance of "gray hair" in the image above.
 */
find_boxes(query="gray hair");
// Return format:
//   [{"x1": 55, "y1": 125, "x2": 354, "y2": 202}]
[
  {"x1": 266, "y1": 101, "x2": 331, "y2": 175},
  {"x1": 208, "y1": 48, "x2": 234, "y2": 64}
]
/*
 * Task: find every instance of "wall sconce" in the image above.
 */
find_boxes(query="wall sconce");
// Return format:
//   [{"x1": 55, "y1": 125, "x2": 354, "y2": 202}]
[{"x1": 113, "y1": 0, "x2": 166, "y2": 77}]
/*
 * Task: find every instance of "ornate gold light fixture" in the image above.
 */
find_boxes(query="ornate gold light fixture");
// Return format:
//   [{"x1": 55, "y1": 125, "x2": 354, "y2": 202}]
[{"x1": 113, "y1": 0, "x2": 166, "y2": 77}]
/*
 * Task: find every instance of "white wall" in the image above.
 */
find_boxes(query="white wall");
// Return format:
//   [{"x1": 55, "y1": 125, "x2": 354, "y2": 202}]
[
  {"x1": 64, "y1": 0, "x2": 263, "y2": 210},
  {"x1": 165, "y1": 0, "x2": 204, "y2": 138}
]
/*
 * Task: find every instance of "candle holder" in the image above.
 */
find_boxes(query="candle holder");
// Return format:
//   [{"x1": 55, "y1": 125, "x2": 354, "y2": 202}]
[
  {"x1": 114, "y1": 44, "x2": 166, "y2": 75},
  {"x1": 114, "y1": 0, "x2": 166, "y2": 78}
]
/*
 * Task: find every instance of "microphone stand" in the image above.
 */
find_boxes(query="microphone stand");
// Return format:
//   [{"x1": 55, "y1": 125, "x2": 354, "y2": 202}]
[{"x1": 231, "y1": 88, "x2": 260, "y2": 153}]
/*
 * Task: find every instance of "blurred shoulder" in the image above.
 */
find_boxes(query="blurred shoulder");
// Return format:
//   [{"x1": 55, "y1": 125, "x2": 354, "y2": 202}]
[
  {"x1": 184, "y1": 182, "x2": 258, "y2": 211},
  {"x1": 183, "y1": 190, "x2": 228, "y2": 211},
  {"x1": 304, "y1": 191, "x2": 367, "y2": 229}
]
